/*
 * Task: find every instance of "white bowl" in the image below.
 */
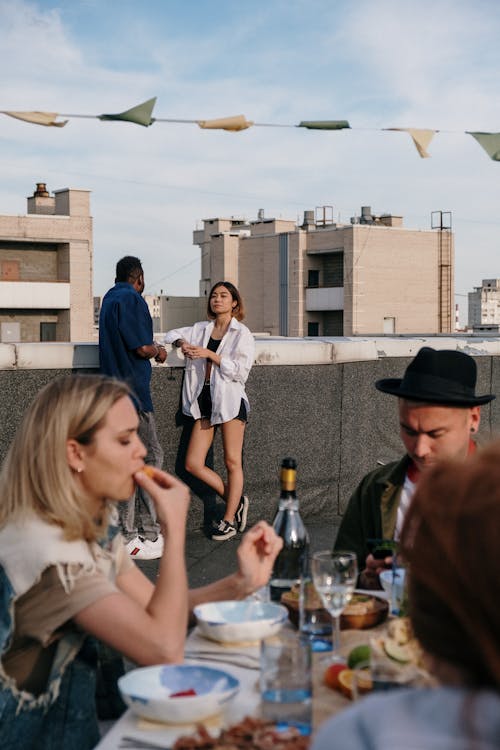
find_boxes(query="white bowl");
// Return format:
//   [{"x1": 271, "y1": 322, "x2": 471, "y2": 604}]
[
  {"x1": 379, "y1": 568, "x2": 406, "y2": 602},
  {"x1": 194, "y1": 600, "x2": 289, "y2": 643},
  {"x1": 118, "y1": 664, "x2": 239, "y2": 724}
]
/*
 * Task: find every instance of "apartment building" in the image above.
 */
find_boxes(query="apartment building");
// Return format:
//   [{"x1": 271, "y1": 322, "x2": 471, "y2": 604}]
[
  {"x1": 143, "y1": 294, "x2": 206, "y2": 333},
  {"x1": 193, "y1": 206, "x2": 454, "y2": 336},
  {"x1": 0, "y1": 183, "x2": 93, "y2": 342},
  {"x1": 468, "y1": 279, "x2": 500, "y2": 332}
]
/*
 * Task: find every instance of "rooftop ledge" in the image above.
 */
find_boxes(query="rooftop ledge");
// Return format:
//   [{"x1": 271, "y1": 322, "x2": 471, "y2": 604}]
[{"x1": 1, "y1": 335, "x2": 500, "y2": 370}]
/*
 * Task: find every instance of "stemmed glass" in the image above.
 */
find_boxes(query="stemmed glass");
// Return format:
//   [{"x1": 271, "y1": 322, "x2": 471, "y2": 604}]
[{"x1": 311, "y1": 550, "x2": 358, "y2": 661}]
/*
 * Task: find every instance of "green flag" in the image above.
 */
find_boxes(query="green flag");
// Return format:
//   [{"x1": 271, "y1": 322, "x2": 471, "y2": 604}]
[
  {"x1": 98, "y1": 97, "x2": 157, "y2": 127},
  {"x1": 298, "y1": 120, "x2": 350, "y2": 130},
  {"x1": 467, "y1": 132, "x2": 500, "y2": 161}
]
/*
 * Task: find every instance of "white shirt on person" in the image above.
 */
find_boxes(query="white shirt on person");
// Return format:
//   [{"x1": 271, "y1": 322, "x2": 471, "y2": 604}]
[{"x1": 164, "y1": 318, "x2": 255, "y2": 425}]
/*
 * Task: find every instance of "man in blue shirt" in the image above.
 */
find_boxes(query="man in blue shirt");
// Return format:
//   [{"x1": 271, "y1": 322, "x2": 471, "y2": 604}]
[{"x1": 99, "y1": 256, "x2": 166, "y2": 559}]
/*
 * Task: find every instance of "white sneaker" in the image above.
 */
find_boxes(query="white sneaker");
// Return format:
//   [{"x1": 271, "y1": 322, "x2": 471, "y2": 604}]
[
  {"x1": 143, "y1": 535, "x2": 164, "y2": 558},
  {"x1": 125, "y1": 537, "x2": 147, "y2": 559}
]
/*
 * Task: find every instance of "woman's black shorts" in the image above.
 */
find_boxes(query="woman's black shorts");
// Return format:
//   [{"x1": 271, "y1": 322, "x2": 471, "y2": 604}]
[{"x1": 197, "y1": 383, "x2": 247, "y2": 423}]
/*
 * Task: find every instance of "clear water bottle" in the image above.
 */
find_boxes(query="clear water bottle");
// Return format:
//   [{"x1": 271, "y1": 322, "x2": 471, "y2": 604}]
[{"x1": 269, "y1": 458, "x2": 310, "y2": 603}]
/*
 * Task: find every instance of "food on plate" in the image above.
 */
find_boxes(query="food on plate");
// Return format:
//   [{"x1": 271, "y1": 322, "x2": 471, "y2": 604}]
[
  {"x1": 347, "y1": 644, "x2": 371, "y2": 669},
  {"x1": 280, "y1": 587, "x2": 388, "y2": 630},
  {"x1": 142, "y1": 465, "x2": 156, "y2": 478},
  {"x1": 170, "y1": 688, "x2": 197, "y2": 698},
  {"x1": 173, "y1": 715, "x2": 310, "y2": 749},
  {"x1": 337, "y1": 669, "x2": 372, "y2": 700},
  {"x1": 371, "y1": 616, "x2": 423, "y2": 668},
  {"x1": 323, "y1": 662, "x2": 347, "y2": 690}
]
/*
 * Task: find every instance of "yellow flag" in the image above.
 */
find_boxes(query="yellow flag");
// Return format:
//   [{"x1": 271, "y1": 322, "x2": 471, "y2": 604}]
[
  {"x1": 197, "y1": 114, "x2": 253, "y2": 131},
  {"x1": 384, "y1": 128, "x2": 436, "y2": 158},
  {"x1": 2, "y1": 111, "x2": 68, "y2": 127}
]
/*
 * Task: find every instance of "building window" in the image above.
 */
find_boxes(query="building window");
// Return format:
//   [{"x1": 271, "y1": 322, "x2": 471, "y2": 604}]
[
  {"x1": 323, "y1": 311, "x2": 343, "y2": 336},
  {"x1": 1, "y1": 321, "x2": 20, "y2": 342},
  {"x1": 323, "y1": 253, "x2": 344, "y2": 287},
  {"x1": 308, "y1": 270, "x2": 320, "y2": 288},
  {"x1": 383, "y1": 317, "x2": 396, "y2": 334},
  {"x1": 40, "y1": 322, "x2": 57, "y2": 341},
  {"x1": 308, "y1": 322, "x2": 319, "y2": 336}
]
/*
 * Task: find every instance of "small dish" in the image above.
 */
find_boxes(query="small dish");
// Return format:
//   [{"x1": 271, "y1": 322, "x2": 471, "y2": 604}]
[
  {"x1": 194, "y1": 600, "x2": 288, "y2": 643},
  {"x1": 281, "y1": 588, "x2": 388, "y2": 630},
  {"x1": 118, "y1": 664, "x2": 239, "y2": 724}
]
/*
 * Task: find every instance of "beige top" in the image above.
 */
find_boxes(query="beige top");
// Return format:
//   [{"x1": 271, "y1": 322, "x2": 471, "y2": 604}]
[{"x1": 2, "y1": 534, "x2": 134, "y2": 695}]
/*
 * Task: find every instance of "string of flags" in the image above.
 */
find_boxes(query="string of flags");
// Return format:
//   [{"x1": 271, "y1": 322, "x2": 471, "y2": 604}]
[{"x1": 1, "y1": 97, "x2": 500, "y2": 161}]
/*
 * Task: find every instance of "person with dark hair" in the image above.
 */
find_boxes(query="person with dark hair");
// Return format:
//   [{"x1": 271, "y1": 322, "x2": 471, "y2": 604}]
[
  {"x1": 313, "y1": 443, "x2": 500, "y2": 749},
  {"x1": 99, "y1": 255, "x2": 167, "y2": 559},
  {"x1": 334, "y1": 347, "x2": 495, "y2": 588},
  {"x1": 164, "y1": 281, "x2": 255, "y2": 542}
]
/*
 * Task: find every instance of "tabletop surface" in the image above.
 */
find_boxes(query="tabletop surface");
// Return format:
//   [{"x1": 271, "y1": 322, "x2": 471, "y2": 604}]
[{"x1": 94, "y1": 600, "x2": 389, "y2": 749}]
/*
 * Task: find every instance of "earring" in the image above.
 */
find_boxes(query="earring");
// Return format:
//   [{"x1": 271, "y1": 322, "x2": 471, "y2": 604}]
[{"x1": 77, "y1": 467, "x2": 83, "y2": 473}]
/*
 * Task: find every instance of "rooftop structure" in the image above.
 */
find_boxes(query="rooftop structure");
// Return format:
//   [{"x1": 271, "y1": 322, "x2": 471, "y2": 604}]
[
  {"x1": 194, "y1": 206, "x2": 454, "y2": 337},
  {"x1": 0, "y1": 183, "x2": 93, "y2": 342}
]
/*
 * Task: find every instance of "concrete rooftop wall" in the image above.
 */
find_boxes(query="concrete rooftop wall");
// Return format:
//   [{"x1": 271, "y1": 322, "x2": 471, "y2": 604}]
[{"x1": 1, "y1": 336, "x2": 500, "y2": 533}]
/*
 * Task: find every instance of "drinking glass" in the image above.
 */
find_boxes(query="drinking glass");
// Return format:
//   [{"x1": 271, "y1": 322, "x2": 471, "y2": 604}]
[{"x1": 311, "y1": 550, "x2": 358, "y2": 661}]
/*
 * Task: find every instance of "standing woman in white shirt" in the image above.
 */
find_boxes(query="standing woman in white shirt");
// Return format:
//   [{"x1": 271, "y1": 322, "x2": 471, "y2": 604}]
[{"x1": 164, "y1": 282, "x2": 255, "y2": 542}]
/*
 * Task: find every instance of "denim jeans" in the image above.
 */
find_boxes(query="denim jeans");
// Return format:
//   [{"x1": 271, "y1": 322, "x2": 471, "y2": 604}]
[
  {"x1": 118, "y1": 411, "x2": 163, "y2": 542},
  {"x1": 0, "y1": 636, "x2": 100, "y2": 750}
]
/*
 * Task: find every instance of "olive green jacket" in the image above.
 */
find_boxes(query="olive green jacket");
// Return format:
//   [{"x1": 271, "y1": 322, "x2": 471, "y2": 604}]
[{"x1": 334, "y1": 455, "x2": 410, "y2": 573}]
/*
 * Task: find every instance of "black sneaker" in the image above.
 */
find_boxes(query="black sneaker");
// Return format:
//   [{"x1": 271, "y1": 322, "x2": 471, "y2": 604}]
[
  {"x1": 211, "y1": 520, "x2": 237, "y2": 541},
  {"x1": 235, "y1": 495, "x2": 249, "y2": 532}
]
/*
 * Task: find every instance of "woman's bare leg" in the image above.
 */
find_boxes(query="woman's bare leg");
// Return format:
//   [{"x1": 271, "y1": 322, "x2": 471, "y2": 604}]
[
  {"x1": 220, "y1": 419, "x2": 246, "y2": 522},
  {"x1": 185, "y1": 419, "x2": 225, "y2": 497}
]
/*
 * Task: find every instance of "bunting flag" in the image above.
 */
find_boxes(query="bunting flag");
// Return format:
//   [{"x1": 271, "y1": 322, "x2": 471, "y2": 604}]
[
  {"x1": 467, "y1": 132, "x2": 500, "y2": 161},
  {"x1": 197, "y1": 114, "x2": 253, "y2": 131},
  {"x1": 2, "y1": 111, "x2": 68, "y2": 127},
  {"x1": 298, "y1": 120, "x2": 351, "y2": 130},
  {"x1": 383, "y1": 127, "x2": 437, "y2": 158},
  {"x1": 2, "y1": 100, "x2": 500, "y2": 165},
  {"x1": 98, "y1": 97, "x2": 157, "y2": 127}
]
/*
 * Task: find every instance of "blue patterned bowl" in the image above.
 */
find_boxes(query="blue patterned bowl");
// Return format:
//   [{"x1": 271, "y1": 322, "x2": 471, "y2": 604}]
[
  {"x1": 194, "y1": 600, "x2": 288, "y2": 643},
  {"x1": 118, "y1": 664, "x2": 239, "y2": 723}
]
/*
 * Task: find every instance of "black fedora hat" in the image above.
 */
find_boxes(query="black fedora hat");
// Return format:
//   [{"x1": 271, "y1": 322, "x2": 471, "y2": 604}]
[{"x1": 375, "y1": 347, "x2": 495, "y2": 407}]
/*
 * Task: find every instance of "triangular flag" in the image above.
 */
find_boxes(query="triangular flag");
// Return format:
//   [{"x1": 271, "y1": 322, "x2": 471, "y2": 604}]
[
  {"x1": 383, "y1": 127, "x2": 436, "y2": 158},
  {"x1": 98, "y1": 97, "x2": 157, "y2": 127},
  {"x1": 197, "y1": 115, "x2": 253, "y2": 131},
  {"x1": 298, "y1": 120, "x2": 350, "y2": 130},
  {"x1": 2, "y1": 111, "x2": 68, "y2": 127},
  {"x1": 467, "y1": 132, "x2": 500, "y2": 161}
]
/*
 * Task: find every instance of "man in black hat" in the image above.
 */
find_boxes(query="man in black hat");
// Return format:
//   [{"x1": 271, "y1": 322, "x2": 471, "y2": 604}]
[{"x1": 334, "y1": 346, "x2": 495, "y2": 588}]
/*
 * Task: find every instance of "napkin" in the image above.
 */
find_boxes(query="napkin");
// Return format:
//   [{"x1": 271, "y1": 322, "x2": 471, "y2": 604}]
[{"x1": 184, "y1": 627, "x2": 261, "y2": 669}]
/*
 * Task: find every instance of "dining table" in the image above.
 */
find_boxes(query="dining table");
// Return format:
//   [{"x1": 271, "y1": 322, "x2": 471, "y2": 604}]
[{"x1": 93, "y1": 597, "x2": 390, "y2": 750}]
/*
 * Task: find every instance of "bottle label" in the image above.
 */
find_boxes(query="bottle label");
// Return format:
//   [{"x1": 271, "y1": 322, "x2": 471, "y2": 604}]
[{"x1": 280, "y1": 468, "x2": 296, "y2": 491}]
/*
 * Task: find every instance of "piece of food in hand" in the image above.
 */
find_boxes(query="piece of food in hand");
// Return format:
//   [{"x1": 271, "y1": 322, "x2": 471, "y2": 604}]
[
  {"x1": 142, "y1": 465, "x2": 156, "y2": 478},
  {"x1": 338, "y1": 668, "x2": 372, "y2": 700},
  {"x1": 324, "y1": 662, "x2": 347, "y2": 690},
  {"x1": 347, "y1": 644, "x2": 371, "y2": 669}
]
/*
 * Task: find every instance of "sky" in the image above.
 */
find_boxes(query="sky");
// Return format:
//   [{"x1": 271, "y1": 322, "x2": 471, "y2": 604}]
[{"x1": 1, "y1": 0, "x2": 500, "y2": 323}]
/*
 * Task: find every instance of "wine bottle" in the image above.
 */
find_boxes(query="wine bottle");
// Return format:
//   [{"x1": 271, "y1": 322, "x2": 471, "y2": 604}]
[{"x1": 269, "y1": 457, "x2": 310, "y2": 603}]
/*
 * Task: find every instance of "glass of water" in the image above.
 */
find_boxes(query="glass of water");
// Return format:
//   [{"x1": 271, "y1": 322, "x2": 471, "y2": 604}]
[
  {"x1": 311, "y1": 550, "x2": 358, "y2": 660},
  {"x1": 260, "y1": 630, "x2": 312, "y2": 736}
]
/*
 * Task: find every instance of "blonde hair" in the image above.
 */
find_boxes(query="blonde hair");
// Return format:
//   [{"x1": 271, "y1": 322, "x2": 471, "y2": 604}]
[{"x1": 0, "y1": 374, "x2": 132, "y2": 542}]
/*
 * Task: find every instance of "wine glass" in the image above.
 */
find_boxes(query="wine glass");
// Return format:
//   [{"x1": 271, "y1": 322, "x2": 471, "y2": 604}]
[{"x1": 311, "y1": 550, "x2": 358, "y2": 661}]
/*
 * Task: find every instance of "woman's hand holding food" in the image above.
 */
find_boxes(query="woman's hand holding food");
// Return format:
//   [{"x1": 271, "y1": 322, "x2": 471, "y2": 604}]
[{"x1": 236, "y1": 521, "x2": 283, "y2": 595}]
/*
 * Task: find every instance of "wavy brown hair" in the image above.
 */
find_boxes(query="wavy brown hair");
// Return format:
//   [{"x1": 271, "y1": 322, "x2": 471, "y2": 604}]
[
  {"x1": 206, "y1": 281, "x2": 245, "y2": 321},
  {"x1": 400, "y1": 442, "x2": 500, "y2": 690},
  {"x1": 0, "y1": 374, "x2": 132, "y2": 542}
]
